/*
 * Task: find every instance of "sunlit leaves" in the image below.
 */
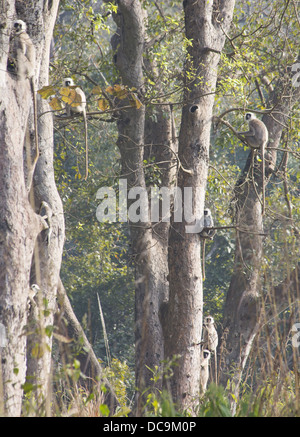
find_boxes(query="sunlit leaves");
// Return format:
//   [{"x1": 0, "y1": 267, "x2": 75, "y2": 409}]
[
  {"x1": 59, "y1": 86, "x2": 83, "y2": 108},
  {"x1": 98, "y1": 98, "x2": 110, "y2": 111},
  {"x1": 92, "y1": 84, "x2": 143, "y2": 111},
  {"x1": 49, "y1": 97, "x2": 63, "y2": 111},
  {"x1": 37, "y1": 85, "x2": 56, "y2": 99}
]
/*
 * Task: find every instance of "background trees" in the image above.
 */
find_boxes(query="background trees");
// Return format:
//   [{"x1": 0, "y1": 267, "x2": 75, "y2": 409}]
[{"x1": 0, "y1": 0, "x2": 299, "y2": 416}]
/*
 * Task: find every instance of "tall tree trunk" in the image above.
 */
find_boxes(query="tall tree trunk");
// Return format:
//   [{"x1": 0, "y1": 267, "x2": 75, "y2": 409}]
[
  {"x1": 109, "y1": 1, "x2": 178, "y2": 414},
  {"x1": 221, "y1": 65, "x2": 300, "y2": 402},
  {"x1": 109, "y1": 0, "x2": 154, "y2": 413},
  {"x1": 164, "y1": 0, "x2": 236, "y2": 411},
  {"x1": 0, "y1": 0, "x2": 61, "y2": 416}
]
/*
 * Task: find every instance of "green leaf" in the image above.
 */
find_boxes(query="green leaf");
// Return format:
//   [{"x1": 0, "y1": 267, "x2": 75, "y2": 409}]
[{"x1": 99, "y1": 403, "x2": 110, "y2": 417}]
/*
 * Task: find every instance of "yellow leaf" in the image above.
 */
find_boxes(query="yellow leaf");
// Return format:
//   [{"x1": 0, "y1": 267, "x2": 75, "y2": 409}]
[
  {"x1": 106, "y1": 84, "x2": 127, "y2": 99},
  {"x1": 92, "y1": 85, "x2": 102, "y2": 95},
  {"x1": 105, "y1": 85, "x2": 114, "y2": 95},
  {"x1": 60, "y1": 87, "x2": 83, "y2": 107},
  {"x1": 115, "y1": 86, "x2": 128, "y2": 100},
  {"x1": 98, "y1": 98, "x2": 109, "y2": 111},
  {"x1": 59, "y1": 86, "x2": 73, "y2": 97},
  {"x1": 37, "y1": 85, "x2": 56, "y2": 99},
  {"x1": 49, "y1": 97, "x2": 63, "y2": 111},
  {"x1": 129, "y1": 93, "x2": 143, "y2": 109}
]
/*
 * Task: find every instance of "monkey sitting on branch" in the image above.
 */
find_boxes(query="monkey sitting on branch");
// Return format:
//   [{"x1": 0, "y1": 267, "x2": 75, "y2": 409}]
[
  {"x1": 238, "y1": 112, "x2": 269, "y2": 215},
  {"x1": 62, "y1": 77, "x2": 89, "y2": 180}
]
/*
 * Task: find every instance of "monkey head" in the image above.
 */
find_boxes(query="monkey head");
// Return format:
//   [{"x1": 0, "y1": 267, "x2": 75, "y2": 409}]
[
  {"x1": 204, "y1": 316, "x2": 214, "y2": 325},
  {"x1": 203, "y1": 349, "x2": 211, "y2": 360},
  {"x1": 245, "y1": 112, "x2": 256, "y2": 122},
  {"x1": 63, "y1": 77, "x2": 75, "y2": 87},
  {"x1": 14, "y1": 19, "x2": 27, "y2": 34}
]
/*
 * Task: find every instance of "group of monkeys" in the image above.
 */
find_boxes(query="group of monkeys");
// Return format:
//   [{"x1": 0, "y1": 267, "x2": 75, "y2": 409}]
[
  {"x1": 9, "y1": 18, "x2": 269, "y2": 396},
  {"x1": 8, "y1": 19, "x2": 89, "y2": 178},
  {"x1": 8, "y1": 19, "x2": 269, "y2": 187},
  {"x1": 200, "y1": 315, "x2": 219, "y2": 394}
]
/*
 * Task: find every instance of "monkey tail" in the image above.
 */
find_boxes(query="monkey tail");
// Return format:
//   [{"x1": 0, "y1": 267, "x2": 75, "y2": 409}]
[
  {"x1": 30, "y1": 78, "x2": 39, "y2": 163},
  {"x1": 214, "y1": 352, "x2": 218, "y2": 384},
  {"x1": 261, "y1": 143, "x2": 265, "y2": 215},
  {"x1": 83, "y1": 112, "x2": 88, "y2": 180},
  {"x1": 202, "y1": 239, "x2": 206, "y2": 281}
]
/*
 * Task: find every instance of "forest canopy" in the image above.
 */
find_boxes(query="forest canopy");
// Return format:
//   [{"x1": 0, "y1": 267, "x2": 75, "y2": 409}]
[{"x1": 0, "y1": 0, "x2": 299, "y2": 418}]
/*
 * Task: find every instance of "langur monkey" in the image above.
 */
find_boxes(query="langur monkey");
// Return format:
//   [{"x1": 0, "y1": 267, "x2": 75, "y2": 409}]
[
  {"x1": 27, "y1": 284, "x2": 40, "y2": 316},
  {"x1": 203, "y1": 316, "x2": 218, "y2": 382},
  {"x1": 63, "y1": 77, "x2": 88, "y2": 180},
  {"x1": 238, "y1": 112, "x2": 269, "y2": 215},
  {"x1": 200, "y1": 349, "x2": 211, "y2": 394},
  {"x1": 39, "y1": 201, "x2": 53, "y2": 246},
  {"x1": 10, "y1": 20, "x2": 39, "y2": 166},
  {"x1": 199, "y1": 208, "x2": 216, "y2": 281}
]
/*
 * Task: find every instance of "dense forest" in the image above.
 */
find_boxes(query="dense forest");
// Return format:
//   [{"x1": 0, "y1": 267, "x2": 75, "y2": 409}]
[{"x1": 0, "y1": 0, "x2": 299, "y2": 418}]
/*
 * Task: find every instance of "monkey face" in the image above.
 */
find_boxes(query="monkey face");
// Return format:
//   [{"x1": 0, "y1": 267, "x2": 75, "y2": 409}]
[
  {"x1": 14, "y1": 20, "x2": 26, "y2": 34},
  {"x1": 245, "y1": 112, "x2": 255, "y2": 121},
  {"x1": 205, "y1": 316, "x2": 214, "y2": 324},
  {"x1": 64, "y1": 77, "x2": 74, "y2": 87},
  {"x1": 203, "y1": 349, "x2": 211, "y2": 360}
]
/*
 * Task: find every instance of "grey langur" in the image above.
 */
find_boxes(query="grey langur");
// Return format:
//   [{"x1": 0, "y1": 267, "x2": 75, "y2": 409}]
[
  {"x1": 39, "y1": 201, "x2": 53, "y2": 246},
  {"x1": 238, "y1": 112, "x2": 269, "y2": 215},
  {"x1": 199, "y1": 208, "x2": 216, "y2": 281},
  {"x1": 63, "y1": 77, "x2": 88, "y2": 180},
  {"x1": 11, "y1": 20, "x2": 35, "y2": 79},
  {"x1": 27, "y1": 284, "x2": 40, "y2": 318},
  {"x1": 203, "y1": 316, "x2": 218, "y2": 382},
  {"x1": 200, "y1": 349, "x2": 211, "y2": 394},
  {"x1": 9, "y1": 20, "x2": 39, "y2": 168}
]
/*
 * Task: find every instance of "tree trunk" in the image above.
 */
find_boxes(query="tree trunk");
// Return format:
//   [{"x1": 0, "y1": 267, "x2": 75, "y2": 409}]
[
  {"x1": 164, "y1": 0, "x2": 236, "y2": 411},
  {"x1": 109, "y1": 1, "x2": 179, "y2": 414},
  {"x1": 221, "y1": 66, "x2": 300, "y2": 402},
  {"x1": 0, "y1": 0, "x2": 61, "y2": 416}
]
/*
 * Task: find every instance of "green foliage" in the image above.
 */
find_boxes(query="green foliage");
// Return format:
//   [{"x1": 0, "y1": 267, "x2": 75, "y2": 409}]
[
  {"x1": 104, "y1": 358, "x2": 134, "y2": 412},
  {"x1": 198, "y1": 384, "x2": 232, "y2": 417},
  {"x1": 47, "y1": 0, "x2": 300, "y2": 418}
]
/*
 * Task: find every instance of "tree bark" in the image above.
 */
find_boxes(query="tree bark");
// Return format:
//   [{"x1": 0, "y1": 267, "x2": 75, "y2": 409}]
[
  {"x1": 221, "y1": 64, "x2": 300, "y2": 401},
  {"x1": 0, "y1": 0, "x2": 61, "y2": 416},
  {"x1": 109, "y1": 1, "x2": 179, "y2": 414}
]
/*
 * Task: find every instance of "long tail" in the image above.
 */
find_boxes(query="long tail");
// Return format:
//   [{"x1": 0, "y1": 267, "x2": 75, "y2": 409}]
[
  {"x1": 83, "y1": 111, "x2": 88, "y2": 180},
  {"x1": 214, "y1": 352, "x2": 218, "y2": 383},
  {"x1": 202, "y1": 240, "x2": 206, "y2": 281},
  {"x1": 30, "y1": 78, "x2": 39, "y2": 163},
  {"x1": 261, "y1": 142, "x2": 265, "y2": 215}
]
